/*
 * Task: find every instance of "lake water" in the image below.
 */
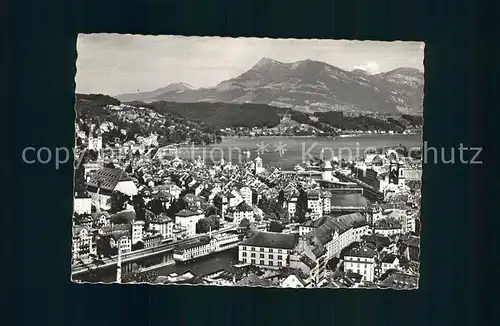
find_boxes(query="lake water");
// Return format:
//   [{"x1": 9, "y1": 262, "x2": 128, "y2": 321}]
[{"x1": 177, "y1": 134, "x2": 422, "y2": 170}]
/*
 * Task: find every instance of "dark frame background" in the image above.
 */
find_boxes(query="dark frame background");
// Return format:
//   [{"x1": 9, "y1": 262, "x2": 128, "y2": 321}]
[{"x1": 5, "y1": 0, "x2": 494, "y2": 326}]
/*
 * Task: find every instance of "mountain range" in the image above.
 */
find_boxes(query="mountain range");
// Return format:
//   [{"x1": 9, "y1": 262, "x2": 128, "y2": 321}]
[{"x1": 116, "y1": 57, "x2": 424, "y2": 115}]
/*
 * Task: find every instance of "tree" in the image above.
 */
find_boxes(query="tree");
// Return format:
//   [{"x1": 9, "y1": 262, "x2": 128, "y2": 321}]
[
  {"x1": 269, "y1": 221, "x2": 284, "y2": 233},
  {"x1": 207, "y1": 215, "x2": 221, "y2": 230},
  {"x1": 295, "y1": 188, "x2": 308, "y2": 222},
  {"x1": 410, "y1": 149, "x2": 422, "y2": 160},
  {"x1": 204, "y1": 205, "x2": 219, "y2": 217},
  {"x1": 108, "y1": 191, "x2": 130, "y2": 213},
  {"x1": 166, "y1": 199, "x2": 180, "y2": 216},
  {"x1": 239, "y1": 218, "x2": 251, "y2": 229},
  {"x1": 147, "y1": 198, "x2": 166, "y2": 215},
  {"x1": 74, "y1": 162, "x2": 87, "y2": 195},
  {"x1": 395, "y1": 145, "x2": 409, "y2": 157},
  {"x1": 132, "y1": 241, "x2": 145, "y2": 251},
  {"x1": 73, "y1": 212, "x2": 84, "y2": 225},
  {"x1": 258, "y1": 196, "x2": 271, "y2": 214},
  {"x1": 277, "y1": 190, "x2": 285, "y2": 206},
  {"x1": 295, "y1": 210, "x2": 307, "y2": 224},
  {"x1": 104, "y1": 162, "x2": 115, "y2": 169},
  {"x1": 132, "y1": 195, "x2": 146, "y2": 220},
  {"x1": 125, "y1": 164, "x2": 133, "y2": 174},
  {"x1": 122, "y1": 270, "x2": 160, "y2": 283},
  {"x1": 96, "y1": 237, "x2": 117, "y2": 258},
  {"x1": 196, "y1": 218, "x2": 211, "y2": 233},
  {"x1": 273, "y1": 204, "x2": 288, "y2": 221},
  {"x1": 167, "y1": 198, "x2": 186, "y2": 216},
  {"x1": 87, "y1": 149, "x2": 98, "y2": 161}
]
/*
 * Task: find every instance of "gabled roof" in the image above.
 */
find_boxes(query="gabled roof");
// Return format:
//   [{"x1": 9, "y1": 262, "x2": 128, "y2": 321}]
[
  {"x1": 153, "y1": 213, "x2": 174, "y2": 223},
  {"x1": 100, "y1": 224, "x2": 130, "y2": 235},
  {"x1": 87, "y1": 168, "x2": 132, "y2": 192},
  {"x1": 363, "y1": 233, "x2": 392, "y2": 247},
  {"x1": 72, "y1": 225, "x2": 90, "y2": 237},
  {"x1": 237, "y1": 274, "x2": 271, "y2": 287},
  {"x1": 306, "y1": 213, "x2": 366, "y2": 245},
  {"x1": 379, "y1": 272, "x2": 419, "y2": 289},
  {"x1": 152, "y1": 190, "x2": 174, "y2": 201},
  {"x1": 234, "y1": 201, "x2": 253, "y2": 212},
  {"x1": 110, "y1": 210, "x2": 136, "y2": 224},
  {"x1": 402, "y1": 235, "x2": 420, "y2": 248},
  {"x1": 240, "y1": 232, "x2": 299, "y2": 249},
  {"x1": 306, "y1": 189, "x2": 320, "y2": 199},
  {"x1": 299, "y1": 253, "x2": 317, "y2": 269},
  {"x1": 346, "y1": 246, "x2": 376, "y2": 259},
  {"x1": 284, "y1": 271, "x2": 308, "y2": 287},
  {"x1": 175, "y1": 209, "x2": 202, "y2": 217},
  {"x1": 381, "y1": 255, "x2": 398, "y2": 264}
]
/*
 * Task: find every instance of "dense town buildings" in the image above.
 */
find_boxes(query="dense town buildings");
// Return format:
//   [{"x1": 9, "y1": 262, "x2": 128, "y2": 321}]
[{"x1": 72, "y1": 124, "x2": 421, "y2": 288}]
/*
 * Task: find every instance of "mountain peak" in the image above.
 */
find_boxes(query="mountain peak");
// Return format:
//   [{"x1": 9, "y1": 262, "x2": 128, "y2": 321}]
[
  {"x1": 351, "y1": 68, "x2": 371, "y2": 75},
  {"x1": 164, "y1": 82, "x2": 194, "y2": 91},
  {"x1": 253, "y1": 57, "x2": 283, "y2": 69},
  {"x1": 383, "y1": 67, "x2": 423, "y2": 76}
]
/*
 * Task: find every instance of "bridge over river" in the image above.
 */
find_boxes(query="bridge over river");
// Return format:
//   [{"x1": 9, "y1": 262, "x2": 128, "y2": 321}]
[
  {"x1": 72, "y1": 226, "x2": 238, "y2": 282},
  {"x1": 333, "y1": 172, "x2": 384, "y2": 201}
]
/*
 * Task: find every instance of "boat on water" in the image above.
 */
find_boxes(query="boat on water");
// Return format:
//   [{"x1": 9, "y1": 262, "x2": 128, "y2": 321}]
[{"x1": 172, "y1": 232, "x2": 241, "y2": 263}]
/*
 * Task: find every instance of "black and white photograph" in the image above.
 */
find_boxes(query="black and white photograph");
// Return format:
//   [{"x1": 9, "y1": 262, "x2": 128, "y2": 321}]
[{"x1": 72, "y1": 34, "x2": 423, "y2": 289}]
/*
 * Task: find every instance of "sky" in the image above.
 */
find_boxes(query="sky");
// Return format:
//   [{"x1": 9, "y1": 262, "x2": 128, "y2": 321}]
[{"x1": 76, "y1": 34, "x2": 424, "y2": 96}]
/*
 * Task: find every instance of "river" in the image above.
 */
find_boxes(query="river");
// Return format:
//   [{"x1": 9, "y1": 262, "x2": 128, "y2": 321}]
[
  {"x1": 154, "y1": 248, "x2": 239, "y2": 278},
  {"x1": 175, "y1": 134, "x2": 422, "y2": 170}
]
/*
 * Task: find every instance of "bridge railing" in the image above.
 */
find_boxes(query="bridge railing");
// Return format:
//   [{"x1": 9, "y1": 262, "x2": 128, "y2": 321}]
[{"x1": 330, "y1": 206, "x2": 366, "y2": 212}]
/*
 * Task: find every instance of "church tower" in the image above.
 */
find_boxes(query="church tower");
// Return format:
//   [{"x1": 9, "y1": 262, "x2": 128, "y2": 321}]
[
  {"x1": 389, "y1": 158, "x2": 406, "y2": 185},
  {"x1": 322, "y1": 160, "x2": 333, "y2": 182},
  {"x1": 389, "y1": 158, "x2": 398, "y2": 184},
  {"x1": 96, "y1": 127, "x2": 103, "y2": 151},
  {"x1": 397, "y1": 159, "x2": 406, "y2": 186},
  {"x1": 88, "y1": 125, "x2": 94, "y2": 151},
  {"x1": 254, "y1": 155, "x2": 264, "y2": 175}
]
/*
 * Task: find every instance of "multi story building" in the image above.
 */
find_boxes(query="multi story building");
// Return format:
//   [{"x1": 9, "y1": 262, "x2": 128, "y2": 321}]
[
  {"x1": 175, "y1": 209, "x2": 205, "y2": 237},
  {"x1": 72, "y1": 225, "x2": 97, "y2": 263},
  {"x1": 228, "y1": 190, "x2": 244, "y2": 208},
  {"x1": 143, "y1": 233, "x2": 163, "y2": 249},
  {"x1": 173, "y1": 235, "x2": 218, "y2": 262},
  {"x1": 239, "y1": 186, "x2": 253, "y2": 205},
  {"x1": 148, "y1": 214, "x2": 174, "y2": 240},
  {"x1": 302, "y1": 213, "x2": 370, "y2": 261},
  {"x1": 228, "y1": 201, "x2": 255, "y2": 224},
  {"x1": 307, "y1": 189, "x2": 322, "y2": 219},
  {"x1": 238, "y1": 232, "x2": 299, "y2": 269},
  {"x1": 321, "y1": 191, "x2": 331, "y2": 214},
  {"x1": 344, "y1": 246, "x2": 376, "y2": 282},
  {"x1": 74, "y1": 195, "x2": 92, "y2": 215},
  {"x1": 86, "y1": 168, "x2": 138, "y2": 211},
  {"x1": 373, "y1": 218, "x2": 403, "y2": 237},
  {"x1": 286, "y1": 196, "x2": 297, "y2": 218},
  {"x1": 131, "y1": 220, "x2": 145, "y2": 245},
  {"x1": 380, "y1": 255, "x2": 400, "y2": 275},
  {"x1": 110, "y1": 235, "x2": 132, "y2": 254},
  {"x1": 87, "y1": 126, "x2": 103, "y2": 152},
  {"x1": 288, "y1": 237, "x2": 328, "y2": 287}
]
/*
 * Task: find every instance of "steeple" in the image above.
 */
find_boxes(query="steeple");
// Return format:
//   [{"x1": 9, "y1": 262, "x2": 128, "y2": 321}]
[
  {"x1": 254, "y1": 155, "x2": 264, "y2": 175},
  {"x1": 322, "y1": 160, "x2": 333, "y2": 181}
]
